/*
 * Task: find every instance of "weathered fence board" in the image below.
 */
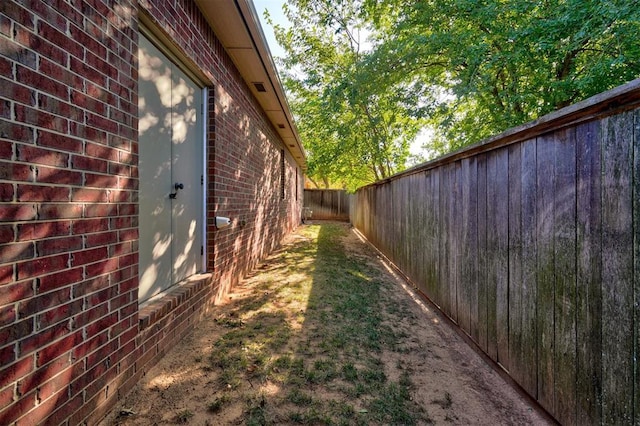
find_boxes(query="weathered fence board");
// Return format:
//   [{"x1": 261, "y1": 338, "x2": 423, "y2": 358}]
[
  {"x1": 439, "y1": 166, "x2": 451, "y2": 315},
  {"x1": 634, "y1": 110, "x2": 640, "y2": 426},
  {"x1": 449, "y1": 164, "x2": 460, "y2": 321},
  {"x1": 601, "y1": 112, "x2": 634, "y2": 425},
  {"x1": 553, "y1": 128, "x2": 577, "y2": 425},
  {"x1": 576, "y1": 119, "x2": 602, "y2": 425},
  {"x1": 494, "y1": 150, "x2": 510, "y2": 369},
  {"x1": 535, "y1": 133, "x2": 555, "y2": 413},
  {"x1": 476, "y1": 155, "x2": 489, "y2": 352},
  {"x1": 426, "y1": 170, "x2": 440, "y2": 302},
  {"x1": 507, "y1": 143, "x2": 523, "y2": 386},
  {"x1": 349, "y1": 79, "x2": 640, "y2": 425},
  {"x1": 520, "y1": 138, "x2": 538, "y2": 398},
  {"x1": 486, "y1": 152, "x2": 501, "y2": 363},
  {"x1": 460, "y1": 157, "x2": 476, "y2": 336}
]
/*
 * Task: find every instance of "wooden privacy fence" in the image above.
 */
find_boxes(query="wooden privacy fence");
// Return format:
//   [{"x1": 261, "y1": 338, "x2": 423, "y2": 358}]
[
  {"x1": 350, "y1": 79, "x2": 640, "y2": 425},
  {"x1": 304, "y1": 189, "x2": 350, "y2": 221}
]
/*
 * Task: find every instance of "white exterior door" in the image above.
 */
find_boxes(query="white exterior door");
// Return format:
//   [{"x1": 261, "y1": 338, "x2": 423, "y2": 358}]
[{"x1": 138, "y1": 34, "x2": 203, "y2": 303}]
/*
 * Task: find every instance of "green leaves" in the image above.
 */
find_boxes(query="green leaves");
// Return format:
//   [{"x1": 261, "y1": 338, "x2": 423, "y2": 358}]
[
  {"x1": 269, "y1": 0, "x2": 423, "y2": 190},
  {"x1": 270, "y1": 0, "x2": 639, "y2": 185},
  {"x1": 381, "y1": 0, "x2": 640, "y2": 153}
]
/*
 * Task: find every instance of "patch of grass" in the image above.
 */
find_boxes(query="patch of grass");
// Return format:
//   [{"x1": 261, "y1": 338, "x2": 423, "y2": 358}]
[
  {"x1": 399, "y1": 370, "x2": 413, "y2": 389},
  {"x1": 205, "y1": 224, "x2": 425, "y2": 425},
  {"x1": 245, "y1": 394, "x2": 269, "y2": 426},
  {"x1": 362, "y1": 367, "x2": 386, "y2": 385},
  {"x1": 207, "y1": 395, "x2": 230, "y2": 413},
  {"x1": 368, "y1": 382, "x2": 417, "y2": 425},
  {"x1": 287, "y1": 388, "x2": 314, "y2": 406},
  {"x1": 209, "y1": 311, "x2": 291, "y2": 386},
  {"x1": 328, "y1": 399, "x2": 355, "y2": 418},
  {"x1": 273, "y1": 354, "x2": 292, "y2": 370},
  {"x1": 341, "y1": 362, "x2": 358, "y2": 382},
  {"x1": 176, "y1": 409, "x2": 193, "y2": 423},
  {"x1": 288, "y1": 407, "x2": 332, "y2": 424},
  {"x1": 306, "y1": 359, "x2": 338, "y2": 383},
  {"x1": 215, "y1": 315, "x2": 245, "y2": 328}
]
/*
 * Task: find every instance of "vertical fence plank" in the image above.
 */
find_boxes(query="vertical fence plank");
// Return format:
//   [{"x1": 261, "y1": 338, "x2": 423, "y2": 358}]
[
  {"x1": 409, "y1": 176, "x2": 418, "y2": 281},
  {"x1": 405, "y1": 178, "x2": 412, "y2": 276},
  {"x1": 387, "y1": 184, "x2": 392, "y2": 253},
  {"x1": 508, "y1": 143, "x2": 523, "y2": 384},
  {"x1": 427, "y1": 169, "x2": 441, "y2": 304},
  {"x1": 635, "y1": 109, "x2": 640, "y2": 426},
  {"x1": 451, "y1": 163, "x2": 461, "y2": 323},
  {"x1": 391, "y1": 184, "x2": 398, "y2": 264},
  {"x1": 576, "y1": 119, "x2": 602, "y2": 425},
  {"x1": 536, "y1": 133, "x2": 555, "y2": 414},
  {"x1": 553, "y1": 128, "x2": 577, "y2": 425},
  {"x1": 413, "y1": 173, "x2": 427, "y2": 292},
  {"x1": 468, "y1": 158, "x2": 479, "y2": 341},
  {"x1": 364, "y1": 189, "x2": 369, "y2": 236},
  {"x1": 520, "y1": 138, "x2": 538, "y2": 398},
  {"x1": 405, "y1": 176, "x2": 414, "y2": 283},
  {"x1": 446, "y1": 164, "x2": 455, "y2": 318},
  {"x1": 601, "y1": 112, "x2": 635, "y2": 425},
  {"x1": 378, "y1": 186, "x2": 384, "y2": 248},
  {"x1": 433, "y1": 169, "x2": 441, "y2": 304},
  {"x1": 486, "y1": 150, "x2": 508, "y2": 363},
  {"x1": 460, "y1": 158, "x2": 476, "y2": 336},
  {"x1": 396, "y1": 182, "x2": 404, "y2": 266},
  {"x1": 439, "y1": 165, "x2": 451, "y2": 314},
  {"x1": 477, "y1": 154, "x2": 489, "y2": 352},
  {"x1": 422, "y1": 172, "x2": 433, "y2": 297},
  {"x1": 495, "y1": 150, "x2": 510, "y2": 369},
  {"x1": 372, "y1": 188, "x2": 378, "y2": 248},
  {"x1": 486, "y1": 153, "x2": 498, "y2": 360}
]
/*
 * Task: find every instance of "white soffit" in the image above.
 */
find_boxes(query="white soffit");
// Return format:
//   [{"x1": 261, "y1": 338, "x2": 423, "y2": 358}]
[{"x1": 195, "y1": 0, "x2": 306, "y2": 169}]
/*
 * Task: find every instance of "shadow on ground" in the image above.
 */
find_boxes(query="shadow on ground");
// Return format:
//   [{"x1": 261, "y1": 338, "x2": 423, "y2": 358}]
[{"x1": 104, "y1": 222, "x2": 551, "y2": 425}]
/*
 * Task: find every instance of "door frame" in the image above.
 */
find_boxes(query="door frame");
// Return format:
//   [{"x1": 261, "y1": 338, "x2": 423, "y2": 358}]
[
  {"x1": 200, "y1": 86, "x2": 208, "y2": 271},
  {"x1": 138, "y1": 22, "x2": 210, "y2": 301}
]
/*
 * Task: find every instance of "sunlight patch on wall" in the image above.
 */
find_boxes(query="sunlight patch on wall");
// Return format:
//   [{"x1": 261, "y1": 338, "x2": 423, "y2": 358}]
[
  {"x1": 152, "y1": 232, "x2": 171, "y2": 260},
  {"x1": 173, "y1": 220, "x2": 197, "y2": 270},
  {"x1": 170, "y1": 109, "x2": 197, "y2": 144},
  {"x1": 172, "y1": 78, "x2": 194, "y2": 106},
  {"x1": 139, "y1": 110, "x2": 159, "y2": 135}
]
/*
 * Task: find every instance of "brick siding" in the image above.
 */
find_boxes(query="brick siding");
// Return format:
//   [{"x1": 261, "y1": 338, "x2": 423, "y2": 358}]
[{"x1": 0, "y1": 0, "x2": 303, "y2": 424}]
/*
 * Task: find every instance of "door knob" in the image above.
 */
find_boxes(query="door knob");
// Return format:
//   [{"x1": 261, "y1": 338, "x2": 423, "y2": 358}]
[{"x1": 169, "y1": 182, "x2": 184, "y2": 199}]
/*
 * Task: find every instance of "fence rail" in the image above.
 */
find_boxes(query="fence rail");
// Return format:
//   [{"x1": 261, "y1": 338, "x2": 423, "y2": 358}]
[
  {"x1": 350, "y1": 79, "x2": 640, "y2": 425},
  {"x1": 304, "y1": 189, "x2": 350, "y2": 221}
]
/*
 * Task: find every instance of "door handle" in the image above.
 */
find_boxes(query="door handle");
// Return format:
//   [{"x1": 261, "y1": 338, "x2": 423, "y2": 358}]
[{"x1": 169, "y1": 182, "x2": 184, "y2": 199}]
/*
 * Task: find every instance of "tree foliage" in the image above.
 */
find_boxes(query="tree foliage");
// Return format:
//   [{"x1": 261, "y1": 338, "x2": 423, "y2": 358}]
[
  {"x1": 267, "y1": 0, "x2": 640, "y2": 188},
  {"x1": 268, "y1": 0, "x2": 424, "y2": 191},
  {"x1": 374, "y1": 0, "x2": 640, "y2": 153}
]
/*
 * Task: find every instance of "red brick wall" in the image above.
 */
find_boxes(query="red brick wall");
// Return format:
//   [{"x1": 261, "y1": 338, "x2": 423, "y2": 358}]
[
  {"x1": 0, "y1": 0, "x2": 303, "y2": 424},
  {"x1": 210, "y1": 83, "x2": 303, "y2": 298}
]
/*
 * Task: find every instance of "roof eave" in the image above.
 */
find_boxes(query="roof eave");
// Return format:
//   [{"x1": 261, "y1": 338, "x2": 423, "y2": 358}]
[{"x1": 194, "y1": 0, "x2": 307, "y2": 170}]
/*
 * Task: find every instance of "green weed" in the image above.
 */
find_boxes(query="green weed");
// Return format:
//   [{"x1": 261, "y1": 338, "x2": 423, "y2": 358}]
[{"x1": 175, "y1": 409, "x2": 193, "y2": 423}]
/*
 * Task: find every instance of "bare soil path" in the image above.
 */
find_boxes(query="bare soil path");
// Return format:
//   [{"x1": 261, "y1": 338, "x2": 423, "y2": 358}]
[{"x1": 103, "y1": 222, "x2": 551, "y2": 425}]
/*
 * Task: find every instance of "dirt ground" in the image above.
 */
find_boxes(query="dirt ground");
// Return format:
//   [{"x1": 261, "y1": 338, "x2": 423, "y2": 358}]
[{"x1": 103, "y1": 222, "x2": 552, "y2": 425}]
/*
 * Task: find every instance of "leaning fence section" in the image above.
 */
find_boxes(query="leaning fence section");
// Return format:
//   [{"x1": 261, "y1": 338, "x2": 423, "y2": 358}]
[
  {"x1": 350, "y1": 79, "x2": 640, "y2": 426},
  {"x1": 304, "y1": 189, "x2": 350, "y2": 221}
]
